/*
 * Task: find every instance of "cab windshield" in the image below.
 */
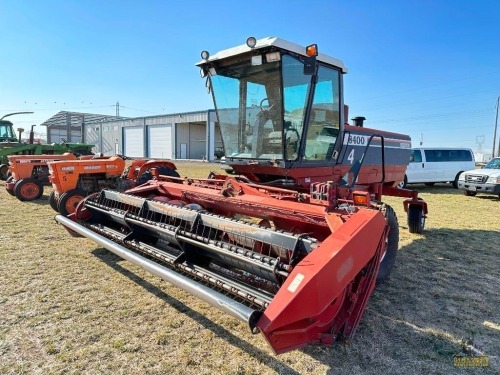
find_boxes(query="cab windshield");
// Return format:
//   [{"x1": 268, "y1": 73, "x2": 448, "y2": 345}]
[
  {"x1": 0, "y1": 122, "x2": 16, "y2": 141},
  {"x1": 210, "y1": 53, "x2": 341, "y2": 161}
]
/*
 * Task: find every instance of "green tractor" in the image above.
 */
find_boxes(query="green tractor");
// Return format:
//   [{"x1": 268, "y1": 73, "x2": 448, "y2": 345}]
[{"x1": 0, "y1": 112, "x2": 95, "y2": 180}]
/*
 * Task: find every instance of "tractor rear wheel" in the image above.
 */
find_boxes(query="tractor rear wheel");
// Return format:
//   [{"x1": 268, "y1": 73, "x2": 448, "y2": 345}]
[
  {"x1": 0, "y1": 164, "x2": 8, "y2": 180},
  {"x1": 376, "y1": 204, "x2": 399, "y2": 285},
  {"x1": 58, "y1": 189, "x2": 86, "y2": 216},
  {"x1": 5, "y1": 176, "x2": 15, "y2": 196},
  {"x1": 48, "y1": 190, "x2": 60, "y2": 212},
  {"x1": 408, "y1": 204, "x2": 425, "y2": 234},
  {"x1": 14, "y1": 178, "x2": 44, "y2": 201}
]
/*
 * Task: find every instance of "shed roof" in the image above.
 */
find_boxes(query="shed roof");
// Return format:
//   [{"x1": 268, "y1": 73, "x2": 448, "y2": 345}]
[{"x1": 40, "y1": 111, "x2": 128, "y2": 128}]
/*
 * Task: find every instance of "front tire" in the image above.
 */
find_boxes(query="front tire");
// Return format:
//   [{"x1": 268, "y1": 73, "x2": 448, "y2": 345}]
[
  {"x1": 0, "y1": 164, "x2": 8, "y2": 180},
  {"x1": 464, "y1": 190, "x2": 477, "y2": 197},
  {"x1": 377, "y1": 204, "x2": 399, "y2": 285},
  {"x1": 396, "y1": 175, "x2": 407, "y2": 189},
  {"x1": 48, "y1": 190, "x2": 60, "y2": 212},
  {"x1": 5, "y1": 176, "x2": 15, "y2": 196},
  {"x1": 408, "y1": 205, "x2": 425, "y2": 234},
  {"x1": 58, "y1": 189, "x2": 86, "y2": 216},
  {"x1": 14, "y1": 178, "x2": 44, "y2": 201}
]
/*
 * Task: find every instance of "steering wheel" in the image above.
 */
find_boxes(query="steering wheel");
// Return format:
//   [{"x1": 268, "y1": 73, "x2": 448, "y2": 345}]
[{"x1": 260, "y1": 98, "x2": 269, "y2": 111}]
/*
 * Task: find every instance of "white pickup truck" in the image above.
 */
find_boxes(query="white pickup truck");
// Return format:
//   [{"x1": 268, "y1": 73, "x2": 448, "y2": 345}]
[{"x1": 458, "y1": 157, "x2": 500, "y2": 198}]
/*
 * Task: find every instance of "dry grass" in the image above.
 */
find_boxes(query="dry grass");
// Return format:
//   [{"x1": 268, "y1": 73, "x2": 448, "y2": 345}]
[{"x1": 1, "y1": 160, "x2": 499, "y2": 374}]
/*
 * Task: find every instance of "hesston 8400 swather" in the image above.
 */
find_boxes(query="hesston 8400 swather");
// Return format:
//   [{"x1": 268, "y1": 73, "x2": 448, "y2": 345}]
[{"x1": 55, "y1": 37, "x2": 428, "y2": 354}]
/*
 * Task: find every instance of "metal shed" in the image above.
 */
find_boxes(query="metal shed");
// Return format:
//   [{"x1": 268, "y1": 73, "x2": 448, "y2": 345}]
[
  {"x1": 82, "y1": 110, "x2": 222, "y2": 161},
  {"x1": 40, "y1": 111, "x2": 126, "y2": 144}
]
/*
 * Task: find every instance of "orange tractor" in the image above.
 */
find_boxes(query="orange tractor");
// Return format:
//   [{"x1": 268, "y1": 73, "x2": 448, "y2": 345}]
[
  {"x1": 5, "y1": 153, "x2": 78, "y2": 201},
  {"x1": 48, "y1": 156, "x2": 178, "y2": 215},
  {"x1": 56, "y1": 37, "x2": 428, "y2": 354}
]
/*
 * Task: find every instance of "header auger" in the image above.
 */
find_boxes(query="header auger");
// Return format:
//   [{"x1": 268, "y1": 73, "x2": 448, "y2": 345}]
[{"x1": 56, "y1": 37, "x2": 427, "y2": 354}]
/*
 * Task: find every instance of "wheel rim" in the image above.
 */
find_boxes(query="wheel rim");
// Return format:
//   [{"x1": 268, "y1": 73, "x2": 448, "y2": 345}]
[
  {"x1": 20, "y1": 183, "x2": 40, "y2": 200},
  {"x1": 64, "y1": 195, "x2": 84, "y2": 214}
]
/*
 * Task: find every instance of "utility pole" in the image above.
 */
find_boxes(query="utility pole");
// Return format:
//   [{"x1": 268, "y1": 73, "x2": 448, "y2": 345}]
[
  {"x1": 116, "y1": 101, "x2": 120, "y2": 117},
  {"x1": 493, "y1": 96, "x2": 499, "y2": 158}
]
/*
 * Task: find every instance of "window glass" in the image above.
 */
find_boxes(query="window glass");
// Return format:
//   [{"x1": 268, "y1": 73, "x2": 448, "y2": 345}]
[
  {"x1": 303, "y1": 65, "x2": 341, "y2": 161},
  {"x1": 411, "y1": 150, "x2": 422, "y2": 163},
  {"x1": 282, "y1": 55, "x2": 311, "y2": 160}
]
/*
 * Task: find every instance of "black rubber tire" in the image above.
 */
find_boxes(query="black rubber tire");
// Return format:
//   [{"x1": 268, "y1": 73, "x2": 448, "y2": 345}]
[
  {"x1": 424, "y1": 182, "x2": 435, "y2": 186},
  {"x1": 396, "y1": 175, "x2": 407, "y2": 189},
  {"x1": 58, "y1": 188, "x2": 87, "y2": 216},
  {"x1": 464, "y1": 190, "x2": 477, "y2": 197},
  {"x1": 408, "y1": 205, "x2": 425, "y2": 234},
  {"x1": 5, "y1": 176, "x2": 15, "y2": 196},
  {"x1": 376, "y1": 204, "x2": 399, "y2": 285},
  {"x1": 13, "y1": 178, "x2": 44, "y2": 201},
  {"x1": 0, "y1": 164, "x2": 8, "y2": 180},
  {"x1": 48, "y1": 190, "x2": 60, "y2": 212},
  {"x1": 452, "y1": 173, "x2": 461, "y2": 189}
]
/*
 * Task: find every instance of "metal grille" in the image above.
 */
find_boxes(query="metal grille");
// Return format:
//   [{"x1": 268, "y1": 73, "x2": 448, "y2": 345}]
[{"x1": 465, "y1": 174, "x2": 488, "y2": 184}]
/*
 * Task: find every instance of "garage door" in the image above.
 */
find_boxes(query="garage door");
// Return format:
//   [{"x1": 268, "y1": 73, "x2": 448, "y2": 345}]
[
  {"x1": 148, "y1": 124, "x2": 172, "y2": 159},
  {"x1": 123, "y1": 126, "x2": 144, "y2": 157}
]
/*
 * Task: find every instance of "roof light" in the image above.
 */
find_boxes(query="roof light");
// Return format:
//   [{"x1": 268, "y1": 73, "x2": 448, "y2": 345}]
[
  {"x1": 306, "y1": 44, "x2": 318, "y2": 57},
  {"x1": 246, "y1": 37, "x2": 257, "y2": 48},
  {"x1": 200, "y1": 50, "x2": 210, "y2": 60}
]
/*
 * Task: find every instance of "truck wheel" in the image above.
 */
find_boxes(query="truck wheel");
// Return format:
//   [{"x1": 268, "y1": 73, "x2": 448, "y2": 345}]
[
  {"x1": 5, "y1": 176, "x2": 15, "y2": 196},
  {"x1": 58, "y1": 189, "x2": 86, "y2": 216},
  {"x1": 464, "y1": 190, "x2": 477, "y2": 197},
  {"x1": 408, "y1": 205, "x2": 425, "y2": 234},
  {"x1": 0, "y1": 164, "x2": 8, "y2": 180},
  {"x1": 452, "y1": 173, "x2": 461, "y2": 189},
  {"x1": 48, "y1": 190, "x2": 60, "y2": 212},
  {"x1": 396, "y1": 175, "x2": 407, "y2": 189},
  {"x1": 14, "y1": 178, "x2": 44, "y2": 201},
  {"x1": 377, "y1": 204, "x2": 399, "y2": 285}
]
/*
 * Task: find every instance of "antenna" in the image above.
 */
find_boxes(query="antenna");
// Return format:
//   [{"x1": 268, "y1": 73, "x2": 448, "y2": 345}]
[{"x1": 475, "y1": 135, "x2": 485, "y2": 154}]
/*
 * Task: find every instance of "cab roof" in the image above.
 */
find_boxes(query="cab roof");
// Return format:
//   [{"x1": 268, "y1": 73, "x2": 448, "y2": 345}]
[{"x1": 196, "y1": 36, "x2": 348, "y2": 73}]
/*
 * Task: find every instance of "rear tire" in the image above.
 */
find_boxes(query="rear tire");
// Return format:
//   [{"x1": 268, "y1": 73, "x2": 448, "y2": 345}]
[
  {"x1": 464, "y1": 190, "x2": 477, "y2": 197},
  {"x1": 376, "y1": 204, "x2": 399, "y2": 285},
  {"x1": 48, "y1": 190, "x2": 59, "y2": 212},
  {"x1": 14, "y1": 178, "x2": 44, "y2": 201},
  {"x1": 452, "y1": 173, "x2": 462, "y2": 189},
  {"x1": 58, "y1": 189, "x2": 86, "y2": 216},
  {"x1": 408, "y1": 205, "x2": 425, "y2": 234}
]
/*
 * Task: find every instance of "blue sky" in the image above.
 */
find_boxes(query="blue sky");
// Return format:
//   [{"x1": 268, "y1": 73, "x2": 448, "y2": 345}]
[{"x1": 1, "y1": 0, "x2": 499, "y2": 157}]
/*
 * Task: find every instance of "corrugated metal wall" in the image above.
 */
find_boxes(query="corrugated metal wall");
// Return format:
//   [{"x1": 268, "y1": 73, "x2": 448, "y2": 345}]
[{"x1": 82, "y1": 111, "x2": 220, "y2": 160}]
